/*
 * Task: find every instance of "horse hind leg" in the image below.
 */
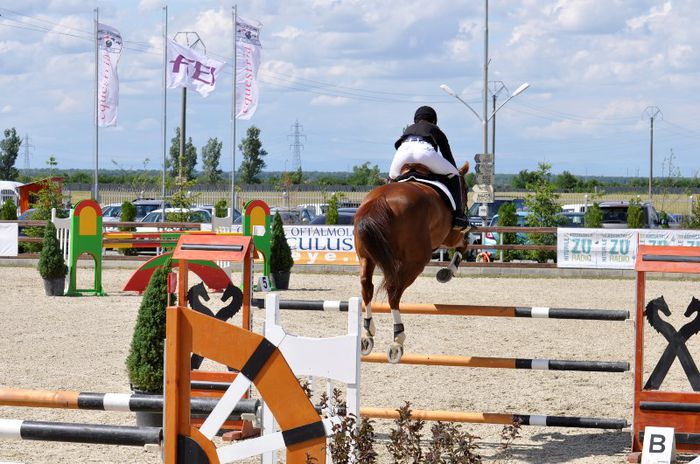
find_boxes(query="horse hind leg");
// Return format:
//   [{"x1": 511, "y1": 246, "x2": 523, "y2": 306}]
[
  {"x1": 385, "y1": 267, "x2": 421, "y2": 364},
  {"x1": 359, "y1": 258, "x2": 376, "y2": 355}
]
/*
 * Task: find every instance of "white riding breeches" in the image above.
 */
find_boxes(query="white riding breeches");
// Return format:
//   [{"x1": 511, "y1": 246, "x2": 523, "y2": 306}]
[{"x1": 389, "y1": 140, "x2": 459, "y2": 179}]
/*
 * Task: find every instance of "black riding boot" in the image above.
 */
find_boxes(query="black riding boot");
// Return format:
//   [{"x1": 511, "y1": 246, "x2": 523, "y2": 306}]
[{"x1": 447, "y1": 176, "x2": 470, "y2": 229}]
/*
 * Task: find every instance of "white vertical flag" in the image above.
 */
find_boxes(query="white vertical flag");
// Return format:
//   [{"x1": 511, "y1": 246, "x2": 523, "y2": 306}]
[
  {"x1": 166, "y1": 39, "x2": 225, "y2": 97},
  {"x1": 235, "y1": 17, "x2": 262, "y2": 120},
  {"x1": 97, "y1": 23, "x2": 122, "y2": 127}
]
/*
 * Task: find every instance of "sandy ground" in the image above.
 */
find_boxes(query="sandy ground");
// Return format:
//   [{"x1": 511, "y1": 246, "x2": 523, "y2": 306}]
[{"x1": 1, "y1": 264, "x2": 700, "y2": 463}]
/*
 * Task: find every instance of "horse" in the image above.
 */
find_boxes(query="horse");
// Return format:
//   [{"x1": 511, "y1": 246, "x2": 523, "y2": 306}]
[{"x1": 353, "y1": 162, "x2": 471, "y2": 363}]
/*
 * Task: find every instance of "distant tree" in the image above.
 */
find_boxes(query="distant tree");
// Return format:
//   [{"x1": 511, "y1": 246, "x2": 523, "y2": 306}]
[
  {"x1": 0, "y1": 128, "x2": 21, "y2": 181},
  {"x1": 511, "y1": 169, "x2": 538, "y2": 189},
  {"x1": 326, "y1": 193, "x2": 340, "y2": 225},
  {"x1": 214, "y1": 199, "x2": 228, "y2": 218},
  {"x1": 201, "y1": 137, "x2": 223, "y2": 184},
  {"x1": 464, "y1": 172, "x2": 476, "y2": 188},
  {"x1": 554, "y1": 171, "x2": 580, "y2": 192},
  {"x1": 238, "y1": 126, "x2": 267, "y2": 184},
  {"x1": 497, "y1": 201, "x2": 521, "y2": 262},
  {"x1": 0, "y1": 198, "x2": 17, "y2": 220},
  {"x1": 627, "y1": 198, "x2": 644, "y2": 229},
  {"x1": 168, "y1": 127, "x2": 197, "y2": 181},
  {"x1": 348, "y1": 162, "x2": 382, "y2": 186},
  {"x1": 524, "y1": 162, "x2": 563, "y2": 262},
  {"x1": 584, "y1": 203, "x2": 603, "y2": 228}
]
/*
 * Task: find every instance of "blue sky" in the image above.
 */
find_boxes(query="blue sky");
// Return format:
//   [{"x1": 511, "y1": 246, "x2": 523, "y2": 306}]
[{"x1": 1, "y1": 0, "x2": 699, "y2": 178}]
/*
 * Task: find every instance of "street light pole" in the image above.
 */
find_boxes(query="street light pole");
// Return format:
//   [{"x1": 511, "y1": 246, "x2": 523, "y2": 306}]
[
  {"x1": 643, "y1": 106, "x2": 662, "y2": 203},
  {"x1": 482, "y1": 0, "x2": 489, "y2": 169},
  {"x1": 488, "y1": 81, "x2": 507, "y2": 186}
]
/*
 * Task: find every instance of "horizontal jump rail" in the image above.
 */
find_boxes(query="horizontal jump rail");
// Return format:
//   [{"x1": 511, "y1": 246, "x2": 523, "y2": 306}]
[
  {"x1": 251, "y1": 299, "x2": 629, "y2": 321},
  {"x1": 361, "y1": 353, "x2": 629, "y2": 372},
  {"x1": 360, "y1": 407, "x2": 627, "y2": 429},
  {"x1": 0, "y1": 419, "x2": 161, "y2": 446},
  {"x1": 0, "y1": 387, "x2": 259, "y2": 417},
  {"x1": 640, "y1": 401, "x2": 700, "y2": 413}
]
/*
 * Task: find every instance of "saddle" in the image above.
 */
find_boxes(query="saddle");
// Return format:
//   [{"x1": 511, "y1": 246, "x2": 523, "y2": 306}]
[{"x1": 393, "y1": 163, "x2": 459, "y2": 211}]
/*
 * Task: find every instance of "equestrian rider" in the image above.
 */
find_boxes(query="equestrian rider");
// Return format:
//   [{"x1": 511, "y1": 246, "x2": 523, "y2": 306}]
[{"x1": 390, "y1": 105, "x2": 470, "y2": 228}]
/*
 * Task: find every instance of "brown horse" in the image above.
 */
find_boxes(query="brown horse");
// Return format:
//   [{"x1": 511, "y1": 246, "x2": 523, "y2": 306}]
[{"x1": 353, "y1": 162, "x2": 470, "y2": 363}]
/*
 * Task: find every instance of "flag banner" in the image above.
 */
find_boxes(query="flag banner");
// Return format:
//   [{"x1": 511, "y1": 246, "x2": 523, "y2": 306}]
[
  {"x1": 166, "y1": 39, "x2": 225, "y2": 97},
  {"x1": 97, "y1": 23, "x2": 122, "y2": 127},
  {"x1": 235, "y1": 17, "x2": 262, "y2": 120}
]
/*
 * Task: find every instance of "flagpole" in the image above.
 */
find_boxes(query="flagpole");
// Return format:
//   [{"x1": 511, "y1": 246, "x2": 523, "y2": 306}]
[
  {"x1": 231, "y1": 4, "x2": 238, "y2": 213},
  {"x1": 93, "y1": 8, "x2": 99, "y2": 202},
  {"x1": 161, "y1": 6, "x2": 168, "y2": 216}
]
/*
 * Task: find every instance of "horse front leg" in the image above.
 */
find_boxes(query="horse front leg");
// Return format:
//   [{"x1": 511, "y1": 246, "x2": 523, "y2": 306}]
[
  {"x1": 360, "y1": 258, "x2": 376, "y2": 356},
  {"x1": 437, "y1": 233, "x2": 469, "y2": 283}
]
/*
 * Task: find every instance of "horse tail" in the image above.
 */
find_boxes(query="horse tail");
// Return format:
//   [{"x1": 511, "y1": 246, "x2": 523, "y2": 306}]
[{"x1": 356, "y1": 195, "x2": 399, "y2": 291}]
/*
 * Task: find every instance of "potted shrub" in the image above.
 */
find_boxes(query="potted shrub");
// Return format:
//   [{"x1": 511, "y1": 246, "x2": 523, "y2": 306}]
[
  {"x1": 270, "y1": 212, "x2": 294, "y2": 290},
  {"x1": 38, "y1": 220, "x2": 67, "y2": 296},
  {"x1": 125, "y1": 262, "x2": 174, "y2": 426}
]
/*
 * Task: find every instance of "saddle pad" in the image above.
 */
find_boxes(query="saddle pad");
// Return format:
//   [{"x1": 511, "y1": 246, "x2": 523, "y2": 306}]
[{"x1": 397, "y1": 176, "x2": 456, "y2": 210}]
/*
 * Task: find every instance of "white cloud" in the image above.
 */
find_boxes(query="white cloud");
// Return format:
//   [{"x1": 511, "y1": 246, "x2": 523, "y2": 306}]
[
  {"x1": 138, "y1": 0, "x2": 163, "y2": 13},
  {"x1": 1, "y1": 105, "x2": 12, "y2": 113},
  {"x1": 273, "y1": 26, "x2": 302, "y2": 41},
  {"x1": 627, "y1": 2, "x2": 672, "y2": 30},
  {"x1": 310, "y1": 95, "x2": 349, "y2": 106}
]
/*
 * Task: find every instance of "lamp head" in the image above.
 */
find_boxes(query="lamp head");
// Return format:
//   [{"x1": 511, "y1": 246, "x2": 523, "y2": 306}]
[
  {"x1": 512, "y1": 82, "x2": 530, "y2": 97},
  {"x1": 439, "y1": 84, "x2": 455, "y2": 97}
]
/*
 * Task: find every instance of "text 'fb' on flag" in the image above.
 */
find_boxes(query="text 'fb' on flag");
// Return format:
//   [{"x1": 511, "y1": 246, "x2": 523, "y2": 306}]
[
  {"x1": 97, "y1": 23, "x2": 122, "y2": 127},
  {"x1": 235, "y1": 17, "x2": 262, "y2": 120},
  {"x1": 166, "y1": 39, "x2": 225, "y2": 98}
]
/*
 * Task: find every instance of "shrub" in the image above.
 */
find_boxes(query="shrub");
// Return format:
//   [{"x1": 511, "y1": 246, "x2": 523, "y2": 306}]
[
  {"x1": 326, "y1": 193, "x2": 340, "y2": 225},
  {"x1": 215, "y1": 199, "x2": 228, "y2": 218},
  {"x1": 523, "y1": 163, "x2": 563, "y2": 262},
  {"x1": 126, "y1": 263, "x2": 175, "y2": 393},
  {"x1": 37, "y1": 221, "x2": 67, "y2": 279},
  {"x1": 497, "y1": 202, "x2": 521, "y2": 262},
  {"x1": 584, "y1": 202, "x2": 603, "y2": 228},
  {"x1": 120, "y1": 201, "x2": 136, "y2": 229},
  {"x1": 0, "y1": 198, "x2": 17, "y2": 220},
  {"x1": 269, "y1": 212, "x2": 293, "y2": 273},
  {"x1": 627, "y1": 198, "x2": 644, "y2": 229}
]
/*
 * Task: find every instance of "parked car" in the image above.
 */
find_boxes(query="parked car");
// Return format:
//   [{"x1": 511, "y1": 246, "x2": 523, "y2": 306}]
[
  {"x1": 468, "y1": 198, "x2": 526, "y2": 227},
  {"x1": 559, "y1": 211, "x2": 585, "y2": 228},
  {"x1": 136, "y1": 208, "x2": 212, "y2": 232},
  {"x1": 133, "y1": 199, "x2": 171, "y2": 221},
  {"x1": 297, "y1": 203, "x2": 328, "y2": 218},
  {"x1": 561, "y1": 203, "x2": 587, "y2": 213},
  {"x1": 598, "y1": 201, "x2": 660, "y2": 229},
  {"x1": 17, "y1": 208, "x2": 69, "y2": 237},
  {"x1": 309, "y1": 208, "x2": 357, "y2": 225},
  {"x1": 270, "y1": 207, "x2": 313, "y2": 225}
]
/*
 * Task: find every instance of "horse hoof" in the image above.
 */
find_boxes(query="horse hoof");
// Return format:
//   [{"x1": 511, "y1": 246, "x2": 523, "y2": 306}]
[
  {"x1": 387, "y1": 344, "x2": 404, "y2": 364},
  {"x1": 436, "y1": 268, "x2": 453, "y2": 283},
  {"x1": 361, "y1": 337, "x2": 374, "y2": 356}
]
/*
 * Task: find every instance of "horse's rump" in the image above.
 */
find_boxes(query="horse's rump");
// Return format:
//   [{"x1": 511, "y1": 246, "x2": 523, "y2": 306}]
[{"x1": 354, "y1": 192, "x2": 399, "y2": 291}]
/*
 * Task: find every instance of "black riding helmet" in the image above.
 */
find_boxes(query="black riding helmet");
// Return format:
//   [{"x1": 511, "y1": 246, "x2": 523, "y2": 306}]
[{"x1": 414, "y1": 106, "x2": 437, "y2": 124}]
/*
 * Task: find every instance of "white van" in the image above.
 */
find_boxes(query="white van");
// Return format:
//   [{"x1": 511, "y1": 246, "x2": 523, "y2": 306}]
[{"x1": 561, "y1": 203, "x2": 587, "y2": 213}]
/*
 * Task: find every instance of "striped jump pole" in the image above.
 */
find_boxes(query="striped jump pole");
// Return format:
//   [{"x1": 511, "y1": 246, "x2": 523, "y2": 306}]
[
  {"x1": 361, "y1": 353, "x2": 629, "y2": 373},
  {"x1": 0, "y1": 419, "x2": 161, "y2": 446},
  {"x1": 0, "y1": 387, "x2": 259, "y2": 417},
  {"x1": 360, "y1": 407, "x2": 627, "y2": 430},
  {"x1": 251, "y1": 298, "x2": 629, "y2": 321}
]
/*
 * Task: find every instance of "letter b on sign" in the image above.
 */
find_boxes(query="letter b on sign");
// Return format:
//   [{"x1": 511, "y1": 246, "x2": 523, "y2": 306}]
[{"x1": 641, "y1": 427, "x2": 675, "y2": 464}]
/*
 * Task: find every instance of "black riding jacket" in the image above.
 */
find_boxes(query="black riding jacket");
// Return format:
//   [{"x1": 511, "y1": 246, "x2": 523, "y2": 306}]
[{"x1": 394, "y1": 120, "x2": 456, "y2": 168}]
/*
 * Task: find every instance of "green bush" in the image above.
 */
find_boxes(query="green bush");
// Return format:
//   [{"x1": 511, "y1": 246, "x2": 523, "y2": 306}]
[
  {"x1": 523, "y1": 163, "x2": 563, "y2": 262},
  {"x1": 120, "y1": 201, "x2": 136, "y2": 229},
  {"x1": 497, "y1": 202, "x2": 522, "y2": 262},
  {"x1": 584, "y1": 203, "x2": 603, "y2": 228},
  {"x1": 215, "y1": 199, "x2": 228, "y2": 218},
  {"x1": 269, "y1": 212, "x2": 294, "y2": 273},
  {"x1": 37, "y1": 221, "x2": 67, "y2": 279},
  {"x1": 126, "y1": 263, "x2": 175, "y2": 393},
  {"x1": 627, "y1": 198, "x2": 644, "y2": 229},
  {"x1": 0, "y1": 198, "x2": 17, "y2": 220},
  {"x1": 327, "y1": 193, "x2": 340, "y2": 225}
]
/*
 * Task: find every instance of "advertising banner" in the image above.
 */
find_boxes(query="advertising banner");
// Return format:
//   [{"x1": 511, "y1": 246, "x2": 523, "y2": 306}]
[
  {"x1": 284, "y1": 225, "x2": 357, "y2": 265},
  {"x1": 0, "y1": 223, "x2": 18, "y2": 257},
  {"x1": 557, "y1": 228, "x2": 636, "y2": 269}
]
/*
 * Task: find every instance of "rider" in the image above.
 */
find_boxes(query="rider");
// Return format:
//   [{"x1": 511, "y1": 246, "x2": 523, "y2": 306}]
[{"x1": 391, "y1": 105, "x2": 470, "y2": 228}]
